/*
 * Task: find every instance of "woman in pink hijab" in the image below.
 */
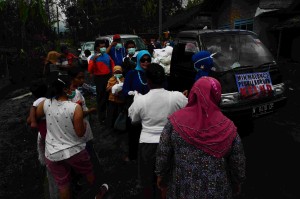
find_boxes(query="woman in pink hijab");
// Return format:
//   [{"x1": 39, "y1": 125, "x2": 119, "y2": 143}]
[{"x1": 155, "y1": 77, "x2": 246, "y2": 199}]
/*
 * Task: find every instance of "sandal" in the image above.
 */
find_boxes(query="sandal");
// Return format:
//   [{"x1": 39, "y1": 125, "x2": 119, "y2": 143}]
[{"x1": 95, "y1": 183, "x2": 109, "y2": 199}]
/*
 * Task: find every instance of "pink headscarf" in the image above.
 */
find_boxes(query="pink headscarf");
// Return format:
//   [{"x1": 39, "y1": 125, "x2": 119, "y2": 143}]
[{"x1": 169, "y1": 77, "x2": 237, "y2": 158}]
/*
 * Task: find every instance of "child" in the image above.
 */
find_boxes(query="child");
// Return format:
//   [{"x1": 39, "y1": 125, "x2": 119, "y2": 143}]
[
  {"x1": 27, "y1": 80, "x2": 60, "y2": 199},
  {"x1": 84, "y1": 49, "x2": 92, "y2": 63},
  {"x1": 122, "y1": 40, "x2": 137, "y2": 76},
  {"x1": 106, "y1": 65, "x2": 125, "y2": 128},
  {"x1": 68, "y1": 67, "x2": 97, "y2": 153},
  {"x1": 27, "y1": 79, "x2": 48, "y2": 164}
]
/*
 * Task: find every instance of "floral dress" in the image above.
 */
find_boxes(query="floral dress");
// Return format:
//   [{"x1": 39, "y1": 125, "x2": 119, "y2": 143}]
[{"x1": 155, "y1": 121, "x2": 246, "y2": 199}]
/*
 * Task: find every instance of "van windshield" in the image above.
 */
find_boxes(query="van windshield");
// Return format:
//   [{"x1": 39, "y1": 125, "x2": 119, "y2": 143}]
[
  {"x1": 122, "y1": 37, "x2": 147, "y2": 51},
  {"x1": 83, "y1": 42, "x2": 94, "y2": 51},
  {"x1": 202, "y1": 34, "x2": 275, "y2": 72}
]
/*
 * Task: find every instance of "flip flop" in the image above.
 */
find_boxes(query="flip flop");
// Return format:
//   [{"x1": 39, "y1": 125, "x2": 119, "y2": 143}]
[{"x1": 95, "y1": 183, "x2": 109, "y2": 199}]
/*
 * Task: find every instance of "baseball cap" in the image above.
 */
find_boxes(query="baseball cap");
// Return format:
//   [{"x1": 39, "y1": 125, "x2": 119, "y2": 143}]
[{"x1": 113, "y1": 34, "x2": 121, "y2": 41}]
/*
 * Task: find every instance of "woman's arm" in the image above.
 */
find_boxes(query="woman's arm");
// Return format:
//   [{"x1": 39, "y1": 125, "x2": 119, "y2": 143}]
[
  {"x1": 29, "y1": 106, "x2": 38, "y2": 128},
  {"x1": 155, "y1": 121, "x2": 174, "y2": 191},
  {"x1": 227, "y1": 134, "x2": 246, "y2": 197},
  {"x1": 73, "y1": 105, "x2": 86, "y2": 137},
  {"x1": 122, "y1": 70, "x2": 134, "y2": 97},
  {"x1": 36, "y1": 100, "x2": 45, "y2": 119},
  {"x1": 106, "y1": 80, "x2": 113, "y2": 92}
]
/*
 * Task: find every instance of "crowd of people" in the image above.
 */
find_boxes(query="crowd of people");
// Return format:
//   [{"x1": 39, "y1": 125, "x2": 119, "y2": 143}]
[{"x1": 27, "y1": 34, "x2": 246, "y2": 199}]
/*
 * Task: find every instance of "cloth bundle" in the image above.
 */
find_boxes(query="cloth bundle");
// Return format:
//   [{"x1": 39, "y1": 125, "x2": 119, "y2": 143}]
[{"x1": 152, "y1": 46, "x2": 173, "y2": 75}]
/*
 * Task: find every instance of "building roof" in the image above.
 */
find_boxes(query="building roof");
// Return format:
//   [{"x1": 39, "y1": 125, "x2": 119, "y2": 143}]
[
  {"x1": 271, "y1": 15, "x2": 300, "y2": 30},
  {"x1": 162, "y1": 0, "x2": 224, "y2": 31}
]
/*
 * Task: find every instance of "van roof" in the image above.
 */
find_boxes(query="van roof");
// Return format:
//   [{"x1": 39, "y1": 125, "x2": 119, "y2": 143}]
[
  {"x1": 96, "y1": 34, "x2": 139, "y2": 40},
  {"x1": 176, "y1": 29, "x2": 256, "y2": 38}
]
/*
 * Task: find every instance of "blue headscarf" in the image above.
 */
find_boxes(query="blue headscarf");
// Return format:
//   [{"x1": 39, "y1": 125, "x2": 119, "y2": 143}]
[
  {"x1": 192, "y1": 51, "x2": 213, "y2": 81},
  {"x1": 135, "y1": 50, "x2": 151, "y2": 72}
]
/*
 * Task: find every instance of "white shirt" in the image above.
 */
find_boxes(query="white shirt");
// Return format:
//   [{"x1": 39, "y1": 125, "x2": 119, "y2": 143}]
[
  {"x1": 33, "y1": 97, "x2": 47, "y2": 107},
  {"x1": 33, "y1": 97, "x2": 47, "y2": 120},
  {"x1": 43, "y1": 99, "x2": 86, "y2": 161},
  {"x1": 128, "y1": 88, "x2": 187, "y2": 143},
  {"x1": 87, "y1": 54, "x2": 93, "y2": 63},
  {"x1": 122, "y1": 52, "x2": 138, "y2": 61}
]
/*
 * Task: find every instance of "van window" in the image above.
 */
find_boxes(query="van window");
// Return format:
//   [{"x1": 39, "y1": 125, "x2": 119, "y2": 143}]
[
  {"x1": 174, "y1": 41, "x2": 199, "y2": 68},
  {"x1": 202, "y1": 34, "x2": 274, "y2": 72},
  {"x1": 83, "y1": 43, "x2": 94, "y2": 51},
  {"x1": 121, "y1": 37, "x2": 147, "y2": 51}
]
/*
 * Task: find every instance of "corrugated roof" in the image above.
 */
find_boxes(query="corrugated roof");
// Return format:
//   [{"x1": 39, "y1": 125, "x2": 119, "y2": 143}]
[
  {"x1": 272, "y1": 15, "x2": 300, "y2": 29},
  {"x1": 162, "y1": 0, "x2": 223, "y2": 31}
]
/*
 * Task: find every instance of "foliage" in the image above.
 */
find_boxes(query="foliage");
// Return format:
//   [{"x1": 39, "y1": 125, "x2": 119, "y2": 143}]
[
  {"x1": 186, "y1": 0, "x2": 204, "y2": 9},
  {"x1": 57, "y1": 0, "x2": 183, "y2": 41},
  {"x1": 0, "y1": 0, "x2": 57, "y2": 82}
]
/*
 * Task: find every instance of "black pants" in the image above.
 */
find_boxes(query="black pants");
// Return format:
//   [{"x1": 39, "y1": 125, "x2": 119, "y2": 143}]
[
  {"x1": 138, "y1": 143, "x2": 162, "y2": 199},
  {"x1": 127, "y1": 120, "x2": 141, "y2": 161},
  {"x1": 94, "y1": 74, "x2": 111, "y2": 121}
]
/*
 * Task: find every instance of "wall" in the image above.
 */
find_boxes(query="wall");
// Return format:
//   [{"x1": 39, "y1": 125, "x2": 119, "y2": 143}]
[{"x1": 215, "y1": 0, "x2": 259, "y2": 29}]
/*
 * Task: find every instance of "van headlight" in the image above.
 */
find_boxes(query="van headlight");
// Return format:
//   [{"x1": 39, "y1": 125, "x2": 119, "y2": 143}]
[
  {"x1": 220, "y1": 92, "x2": 240, "y2": 106},
  {"x1": 273, "y1": 83, "x2": 285, "y2": 96}
]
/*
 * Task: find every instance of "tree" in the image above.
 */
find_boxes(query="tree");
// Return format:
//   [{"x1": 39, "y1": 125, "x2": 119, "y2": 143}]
[
  {"x1": 57, "y1": 0, "x2": 183, "y2": 40},
  {"x1": 186, "y1": 0, "x2": 204, "y2": 9}
]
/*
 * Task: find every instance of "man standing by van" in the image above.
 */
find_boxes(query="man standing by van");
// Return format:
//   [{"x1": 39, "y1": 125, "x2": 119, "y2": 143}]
[
  {"x1": 88, "y1": 40, "x2": 115, "y2": 123},
  {"x1": 106, "y1": 34, "x2": 126, "y2": 67}
]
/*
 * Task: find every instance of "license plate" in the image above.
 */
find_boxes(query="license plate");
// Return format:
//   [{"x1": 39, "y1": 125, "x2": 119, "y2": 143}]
[{"x1": 252, "y1": 102, "x2": 274, "y2": 117}]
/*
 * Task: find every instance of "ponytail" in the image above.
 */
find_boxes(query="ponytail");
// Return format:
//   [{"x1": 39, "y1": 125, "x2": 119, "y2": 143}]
[{"x1": 47, "y1": 76, "x2": 71, "y2": 99}]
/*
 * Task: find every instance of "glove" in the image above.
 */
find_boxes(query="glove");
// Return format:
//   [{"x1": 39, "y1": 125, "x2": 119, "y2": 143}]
[{"x1": 128, "y1": 91, "x2": 135, "y2": 96}]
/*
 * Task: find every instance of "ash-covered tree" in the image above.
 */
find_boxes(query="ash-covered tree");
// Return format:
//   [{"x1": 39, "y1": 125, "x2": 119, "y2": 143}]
[
  {"x1": 186, "y1": 0, "x2": 204, "y2": 9},
  {"x1": 58, "y1": 0, "x2": 183, "y2": 39}
]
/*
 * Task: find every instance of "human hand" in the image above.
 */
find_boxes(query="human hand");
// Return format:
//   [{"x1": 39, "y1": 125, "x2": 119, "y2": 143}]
[
  {"x1": 111, "y1": 41, "x2": 118, "y2": 46},
  {"x1": 232, "y1": 184, "x2": 242, "y2": 198},
  {"x1": 89, "y1": 108, "x2": 97, "y2": 114},
  {"x1": 30, "y1": 121, "x2": 38, "y2": 129},
  {"x1": 157, "y1": 176, "x2": 167, "y2": 199},
  {"x1": 182, "y1": 90, "x2": 188, "y2": 97},
  {"x1": 128, "y1": 91, "x2": 135, "y2": 96}
]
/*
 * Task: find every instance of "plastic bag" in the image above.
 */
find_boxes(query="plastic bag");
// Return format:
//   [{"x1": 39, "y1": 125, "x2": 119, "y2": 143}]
[{"x1": 114, "y1": 111, "x2": 127, "y2": 131}]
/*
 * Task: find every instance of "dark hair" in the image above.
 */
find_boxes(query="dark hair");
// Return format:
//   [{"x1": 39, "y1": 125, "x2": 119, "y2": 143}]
[
  {"x1": 125, "y1": 40, "x2": 136, "y2": 49},
  {"x1": 94, "y1": 39, "x2": 107, "y2": 50},
  {"x1": 60, "y1": 45, "x2": 68, "y2": 53},
  {"x1": 68, "y1": 67, "x2": 84, "y2": 80},
  {"x1": 30, "y1": 79, "x2": 48, "y2": 98},
  {"x1": 47, "y1": 75, "x2": 72, "y2": 99},
  {"x1": 146, "y1": 63, "x2": 166, "y2": 85},
  {"x1": 84, "y1": 49, "x2": 91, "y2": 57}
]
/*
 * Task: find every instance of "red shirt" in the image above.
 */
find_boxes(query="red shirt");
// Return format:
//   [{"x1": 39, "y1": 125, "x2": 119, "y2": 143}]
[
  {"x1": 66, "y1": 53, "x2": 78, "y2": 65},
  {"x1": 88, "y1": 54, "x2": 115, "y2": 75}
]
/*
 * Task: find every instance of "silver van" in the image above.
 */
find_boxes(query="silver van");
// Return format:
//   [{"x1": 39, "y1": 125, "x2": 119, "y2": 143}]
[{"x1": 95, "y1": 34, "x2": 147, "y2": 52}]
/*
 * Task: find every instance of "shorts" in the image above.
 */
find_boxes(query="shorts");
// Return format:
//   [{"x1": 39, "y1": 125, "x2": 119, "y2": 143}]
[{"x1": 45, "y1": 149, "x2": 93, "y2": 189}]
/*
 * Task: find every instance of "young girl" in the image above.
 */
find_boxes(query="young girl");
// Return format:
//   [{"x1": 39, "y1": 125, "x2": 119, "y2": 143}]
[
  {"x1": 68, "y1": 67, "x2": 97, "y2": 158},
  {"x1": 27, "y1": 79, "x2": 48, "y2": 165},
  {"x1": 106, "y1": 65, "x2": 125, "y2": 128},
  {"x1": 36, "y1": 75, "x2": 108, "y2": 199}
]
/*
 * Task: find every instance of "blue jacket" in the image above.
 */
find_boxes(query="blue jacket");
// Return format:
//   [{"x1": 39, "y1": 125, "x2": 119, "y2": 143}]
[{"x1": 109, "y1": 46, "x2": 126, "y2": 66}]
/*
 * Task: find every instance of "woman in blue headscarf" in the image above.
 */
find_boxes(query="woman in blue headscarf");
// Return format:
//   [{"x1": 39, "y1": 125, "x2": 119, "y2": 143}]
[
  {"x1": 123, "y1": 50, "x2": 152, "y2": 96},
  {"x1": 122, "y1": 50, "x2": 152, "y2": 161}
]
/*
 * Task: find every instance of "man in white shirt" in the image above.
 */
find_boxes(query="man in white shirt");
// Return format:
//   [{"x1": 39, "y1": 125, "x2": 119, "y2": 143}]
[{"x1": 128, "y1": 63, "x2": 188, "y2": 199}]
